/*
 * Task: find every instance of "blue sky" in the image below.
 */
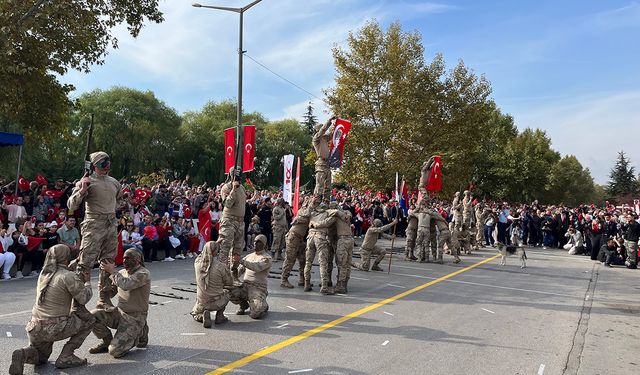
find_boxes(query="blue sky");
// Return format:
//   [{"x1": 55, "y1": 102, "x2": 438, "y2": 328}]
[{"x1": 61, "y1": 0, "x2": 640, "y2": 184}]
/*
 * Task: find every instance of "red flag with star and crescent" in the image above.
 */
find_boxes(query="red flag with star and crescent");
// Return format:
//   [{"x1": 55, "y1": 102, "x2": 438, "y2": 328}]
[
  {"x1": 242, "y1": 125, "x2": 256, "y2": 172},
  {"x1": 35, "y1": 173, "x2": 48, "y2": 186},
  {"x1": 134, "y1": 188, "x2": 151, "y2": 201},
  {"x1": 426, "y1": 155, "x2": 442, "y2": 192},
  {"x1": 18, "y1": 175, "x2": 30, "y2": 192},
  {"x1": 224, "y1": 127, "x2": 235, "y2": 174},
  {"x1": 328, "y1": 118, "x2": 352, "y2": 169},
  {"x1": 41, "y1": 188, "x2": 64, "y2": 199}
]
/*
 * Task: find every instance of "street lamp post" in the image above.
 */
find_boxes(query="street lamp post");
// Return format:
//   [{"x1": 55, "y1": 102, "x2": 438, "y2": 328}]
[{"x1": 192, "y1": 0, "x2": 262, "y2": 177}]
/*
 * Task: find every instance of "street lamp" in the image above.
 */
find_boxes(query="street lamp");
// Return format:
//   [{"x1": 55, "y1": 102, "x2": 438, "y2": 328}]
[{"x1": 192, "y1": 0, "x2": 262, "y2": 176}]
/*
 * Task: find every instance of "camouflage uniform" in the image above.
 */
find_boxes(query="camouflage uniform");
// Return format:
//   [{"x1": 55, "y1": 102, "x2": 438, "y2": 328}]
[
  {"x1": 191, "y1": 242, "x2": 234, "y2": 326},
  {"x1": 355, "y1": 220, "x2": 395, "y2": 271},
  {"x1": 10, "y1": 245, "x2": 94, "y2": 374},
  {"x1": 271, "y1": 199, "x2": 287, "y2": 261},
  {"x1": 415, "y1": 210, "x2": 432, "y2": 263},
  {"x1": 219, "y1": 174, "x2": 247, "y2": 263},
  {"x1": 429, "y1": 217, "x2": 438, "y2": 261},
  {"x1": 458, "y1": 224, "x2": 472, "y2": 255},
  {"x1": 475, "y1": 203, "x2": 485, "y2": 246},
  {"x1": 281, "y1": 206, "x2": 311, "y2": 288},
  {"x1": 462, "y1": 190, "x2": 473, "y2": 227},
  {"x1": 67, "y1": 151, "x2": 122, "y2": 309},
  {"x1": 432, "y1": 210, "x2": 461, "y2": 263},
  {"x1": 312, "y1": 207, "x2": 354, "y2": 294},
  {"x1": 90, "y1": 255, "x2": 151, "y2": 358},
  {"x1": 404, "y1": 209, "x2": 419, "y2": 261},
  {"x1": 229, "y1": 235, "x2": 272, "y2": 319},
  {"x1": 312, "y1": 119, "x2": 333, "y2": 204},
  {"x1": 305, "y1": 206, "x2": 333, "y2": 294}
]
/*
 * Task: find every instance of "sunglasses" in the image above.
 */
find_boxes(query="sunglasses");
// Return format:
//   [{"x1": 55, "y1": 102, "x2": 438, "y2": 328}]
[{"x1": 95, "y1": 158, "x2": 111, "y2": 169}]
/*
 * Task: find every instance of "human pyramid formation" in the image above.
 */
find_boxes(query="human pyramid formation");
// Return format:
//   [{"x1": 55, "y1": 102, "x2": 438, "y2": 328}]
[{"x1": 9, "y1": 118, "x2": 474, "y2": 375}]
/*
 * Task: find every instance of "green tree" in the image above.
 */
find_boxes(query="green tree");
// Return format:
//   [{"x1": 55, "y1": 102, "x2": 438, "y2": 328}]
[
  {"x1": 545, "y1": 155, "x2": 596, "y2": 206},
  {"x1": 178, "y1": 100, "x2": 267, "y2": 185},
  {"x1": 69, "y1": 87, "x2": 181, "y2": 180},
  {"x1": 607, "y1": 151, "x2": 637, "y2": 199},
  {"x1": 300, "y1": 101, "x2": 317, "y2": 135},
  {"x1": 0, "y1": 0, "x2": 164, "y2": 138}
]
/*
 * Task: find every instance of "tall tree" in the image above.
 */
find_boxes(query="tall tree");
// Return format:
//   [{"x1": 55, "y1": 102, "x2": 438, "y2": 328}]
[
  {"x1": 300, "y1": 101, "x2": 317, "y2": 135},
  {"x1": 545, "y1": 155, "x2": 596, "y2": 206},
  {"x1": 0, "y1": 0, "x2": 164, "y2": 138},
  {"x1": 607, "y1": 151, "x2": 637, "y2": 198}
]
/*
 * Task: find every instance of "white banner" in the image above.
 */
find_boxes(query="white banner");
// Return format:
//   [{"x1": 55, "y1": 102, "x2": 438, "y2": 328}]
[{"x1": 283, "y1": 154, "x2": 294, "y2": 204}]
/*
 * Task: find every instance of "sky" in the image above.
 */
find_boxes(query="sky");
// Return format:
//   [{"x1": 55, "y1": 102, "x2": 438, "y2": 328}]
[{"x1": 61, "y1": 0, "x2": 640, "y2": 184}]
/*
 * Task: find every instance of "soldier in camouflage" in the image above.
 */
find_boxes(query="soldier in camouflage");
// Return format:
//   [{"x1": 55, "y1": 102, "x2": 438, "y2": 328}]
[
  {"x1": 229, "y1": 234, "x2": 272, "y2": 319},
  {"x1": 353, "y1": 218, "x2": 398, "y2": 272},
  {"x1": 191, "y1": 241, "x2": 234, "y2": 328},
  {"x1": 271, "y1": 198, "x2": 287, "y2": 261},
  {"x1": 281, "y1": 199, "x2": 311, "y2": 289},
  {"x1": 89, "y1": 248, "x2": 151, "y2": 358},
  {"x1": 10, "y1": 245, "x2": 94, "y2": 374}
]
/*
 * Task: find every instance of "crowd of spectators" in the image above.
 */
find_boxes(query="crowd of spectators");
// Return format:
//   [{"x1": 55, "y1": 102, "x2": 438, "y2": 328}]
[{"x1": 1, "y1": 174, "x2": 639, "y2": 281}]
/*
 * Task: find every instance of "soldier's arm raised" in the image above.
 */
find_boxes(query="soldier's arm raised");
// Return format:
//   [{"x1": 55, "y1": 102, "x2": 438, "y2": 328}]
[
  {"x1": 67, "y1": 186, "x2": 87, "y2": 213},
  {"x1": 111, "y1": 269, "x2": 150, "y2": 291},
  {"x1": 241, "y1": 257, "x2": 271, "y2": 273}
]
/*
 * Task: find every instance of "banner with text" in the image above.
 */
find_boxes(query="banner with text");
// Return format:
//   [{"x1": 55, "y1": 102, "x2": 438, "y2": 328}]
[{"x1": 283, "y1": 154, "x2": 294, "y2": 204}]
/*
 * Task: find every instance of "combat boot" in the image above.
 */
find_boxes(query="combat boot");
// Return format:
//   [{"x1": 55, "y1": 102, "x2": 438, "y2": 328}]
[
  {"x1": 319, "y1": 281, "x2": 335, "y2": 295},
  {"x1": 215, "y1": 309, "x2": 229, "y2": 325},
  {"x1": 202, "y1": 310, "x2": 212, "y2": 328},
  {"x1": 298, "y1": 275, "x2": 305, "y2": 287},
  {"x1": 280, "y1": 279, "x2": 294, "y2": 289},
  {"x1": 236, "y1": 301, "x2": 250, "y2": 315},
  {"x1": 371, "y1": 264, "x2": 384, "y2": 271},
  {"x1": 55, "y1": 343, "x2": 87, "y2": 369},
  {"x1": 453, "y1": 256, "x2": 461, "y2": 264},
  {"x1": 89, "y1": 339, "x2": 110, "y2": 354},
  {"x1": 334, "y1": 280, "x2": 347, "y2": 294},
  {"x1": 435, "y1": 253, "x2": 444, "y2": 264},
  {"x1": 304, "y1": 279, "x2": 313, "y2": 292},
  {"x1": 9, "y1": 349, "x2": 25, "y2": 375}
]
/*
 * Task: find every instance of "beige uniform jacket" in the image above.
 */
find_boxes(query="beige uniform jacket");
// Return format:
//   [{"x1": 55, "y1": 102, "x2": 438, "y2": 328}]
[
  {"x1": 68, "y1": 174, "x2": 122, "y2": 216},
  {"x1": 32, "y1": 268, "x2": 93, "y2": 319},
  {"x1": 107, "y1": 266, "x2": 151, "y2": 314}
]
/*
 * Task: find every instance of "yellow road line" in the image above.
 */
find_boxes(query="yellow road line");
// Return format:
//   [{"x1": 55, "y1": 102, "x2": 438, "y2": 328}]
[{"x1": 207, "y1": 254, "x2": 499, "y2": 374}]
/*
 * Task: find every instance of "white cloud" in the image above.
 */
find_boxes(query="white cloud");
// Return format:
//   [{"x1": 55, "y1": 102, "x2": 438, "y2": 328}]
[{"x1": 513, "y1": 90, "x2": 640, "y2": 184}]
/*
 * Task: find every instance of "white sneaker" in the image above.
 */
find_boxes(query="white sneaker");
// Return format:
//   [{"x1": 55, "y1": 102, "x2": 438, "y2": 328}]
[
  {"x1": 15, "y1": 271, "x2": 24, "y2": 279},
  {"x1": 175, "y1": 254, "x2": 185, "y2": 260},
  {"x1": 163, "y1": 257, "x2": 175, "y2": 262},
  {"x1": 187, "y1": 253, "x2": 194, "y2": 258},
  {"x1": 2, "y1": 273, "x2": 11, "y2": 281}
]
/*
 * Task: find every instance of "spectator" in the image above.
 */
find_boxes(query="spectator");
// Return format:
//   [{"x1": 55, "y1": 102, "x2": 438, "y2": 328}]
[
  {"x1": 622, "y1": 213, "x2": 639, "y2": 269},
  {"x1": 2, "y1": 196, "x2": 28, "y2": 224},
  {"x1": 564, "y1": 227, "x2": 584, "y2": 255},
  {"x1": 1, "y1": 225, "x2": 16, "y2": 280}
]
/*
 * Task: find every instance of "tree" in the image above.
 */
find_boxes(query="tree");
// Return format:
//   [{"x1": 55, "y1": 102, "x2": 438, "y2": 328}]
[
  {"x1": 545, "y1": 155, "x2": 596, "y2": 206},
  {"x1": 70, "y1": 87, "x2": 182, "y2": 180},
  {"x1": 300, "y1": 101, "x2": 317, "y2": 135},
  {"x1": 607, "y1": 151, "x2": 638, "y2": 199},
  {"x1": 0, "y1": 1, "x2": 164, "y2": 139}
]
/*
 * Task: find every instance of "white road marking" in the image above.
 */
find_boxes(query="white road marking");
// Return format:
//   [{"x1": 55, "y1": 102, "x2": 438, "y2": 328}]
[
  {"x1": 163, "y1": 300, "x2": 173, "y2": 304},
  {"x1": 275, "y1": 323, "x2": 289, "y2": 329},
  {"x1": 538, "y1": 364, "x2": 546, "y2": 374},
  {"x1": 288, "y1": 369, "x2": 313, "y2": 374},
  {"x1": 6, "y1": 331, "x2": 13, "y2": 337},
  {"x1": 350, "y1": 276, "x2": 369, "y2": 280},
  {"x1": 286, "y1": 305, "x2": 297, "y2": 311},
  {"x1": 0, "y1": 310, "x2": 31, "y2": 319},
  {"x1": 387, "y1": 283, "x2": 405, "y2": 288},
  {"x1": 180, "y1": 332, "x2": 206, "y2": 336},
  {"x1": 481, "y1": 308, "x2": 496, "y2": 314},
  {"x1": 392, "y1": 264, "x2": 434, "y2": 271},
  {"x1": 383, "y1": 311, "x2": 394, "y2": 316},
  {"x1": 585, "y1": 295, "x2": 590, "y2": 301},
  {"x1": 382, "y1": 340, "x2": 390, "y2": 346}
]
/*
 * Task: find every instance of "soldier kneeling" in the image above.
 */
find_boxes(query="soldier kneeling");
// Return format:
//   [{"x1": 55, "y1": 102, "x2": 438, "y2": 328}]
[
  {"x1": 10, "y1": 245, "x2": 95, "y2": 375},
  {"x1": 191, "y1": 241, "x2": 234, "y2": 328},
  {"x1": 89, "y1": 249, "x2": 151, "y2": 358},
  {"x1": 229, "y1": 235, "x2": 272, "y2": 319}
]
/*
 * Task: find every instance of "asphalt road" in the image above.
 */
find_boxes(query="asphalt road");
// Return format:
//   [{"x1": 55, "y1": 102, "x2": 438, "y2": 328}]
[{"x1": 1, "y1": 240, "x2": 639, "y2": 375}]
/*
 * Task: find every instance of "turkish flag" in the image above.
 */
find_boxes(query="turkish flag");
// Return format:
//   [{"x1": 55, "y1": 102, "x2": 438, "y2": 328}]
[
  {"x1": 134, "y1": 188, "x2": 150, "y2": 201},
  {"x1": 224, "y1": 127, "x2": 235, "y2": 174},
  {"x1": 26, "y1": 236, "x2": 44, "y2": 252},
  {"x1": 115, "y1": 230, "x2": 124, "y2": 266},
  {"x1": 198, "y1": 208, "x2": 211, "y2": 242},
  {"x1": 242, "y1": 125, "x2": 256, "y2": 172},
  {"x1": 18, "y1": 175, "x2": 30, "y2": 192},
  {"x1": 328, "y1": 118, "x2": 352, "y2": 168},
  {"x1": 35, "y1": 173, "x2": 48, "y2": 186},
  {"x1": 426, "y1": 155, "x2": 442, "y2": 192},
  {"x1": 183, "y1": 205, "x2": 192, "y2": 219},
  {"x1": 41, "y1": 188, "x2": 64, "y2": 199}
]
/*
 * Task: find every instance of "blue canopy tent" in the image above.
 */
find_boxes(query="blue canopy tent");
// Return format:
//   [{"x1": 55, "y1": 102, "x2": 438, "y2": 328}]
[{"x1": 0, "y1": 131, "x2": 25, "y2": 195}]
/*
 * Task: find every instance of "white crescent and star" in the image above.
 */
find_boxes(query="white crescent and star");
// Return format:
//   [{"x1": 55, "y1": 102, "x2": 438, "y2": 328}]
[
  {"x1": 245, "y1": 143, "x2": 253, "y2": 153},
  {"x1": 226, "y1": 146, "x2": 233, "y2": 156}
]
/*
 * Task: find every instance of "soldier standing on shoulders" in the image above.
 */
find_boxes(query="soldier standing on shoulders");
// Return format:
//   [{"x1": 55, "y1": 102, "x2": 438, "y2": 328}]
[
  {"x1": 312, "y1": 117, "x2": 335, "y2": 205},
  {"x1": 229, "y1": 235, "x2": 272, "y2": 319},
  {"x1": 191, "y1": 241, "x2": 234, "y2": 328},
  {"x1": 89, "y1": 249, "x2": 150, "y2": 358},
  {"x1": 219, "y1": 167, "x2": 247, "y2": 274},
  {"x1": 67, "y1": 151, "x2": 122, "y2": 310},
  {"x1": 10, "y1": 245, "x2": 94, "y2": 374}
]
